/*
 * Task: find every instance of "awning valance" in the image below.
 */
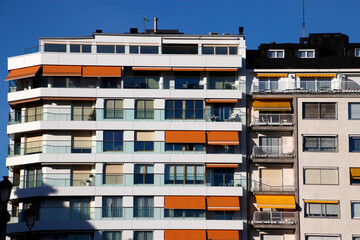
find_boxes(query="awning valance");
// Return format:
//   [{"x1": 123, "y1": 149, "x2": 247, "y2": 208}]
[
  {"x1": 296, "y1": 73, "x2": 337, "y2": 78},
  {"x1": 207, "y1": 197, "x2": 240, "y2": 211},
  {"x1": 304, "y1": 200, "x2": 339, "y2": 204},
  {"x1": 5, "y1": 66, "x2": 41, "y2": 81},
  {"x1": 206, "y1": 99, "x2": 238, "y2": 103},
  {"x1": 206, "y1": 164, "x2": 238, "y2": 168},
  {"x1": 205, "y1": 68, "x2": 238, "y2": 72},
  {"x1": 42, "y1": 97, "x2": 96, "y2": 101},
  {"x1": 165, "y1": 131, "x2": 206, "y2": 143},
  {"x1": 207, "y1": 131, "x2": 239, "y2": 145},
  {"x1": 82, "y1": 66, "x2": 121, "y2": 77},
  {"x1": 172, "y1": 68, "x2": 205, "y2": 71},
  {"x1": 9, "y1": 97, "x2": 41, "y2": 106},
  {"x1": 256, "y1": 73, "x2": 288, "y2": 78},
  {"x1": 255, "y1": 195, "x2": 296, "y2": 209},
  {"x1": 164, "y1": 196, "x2": 206, "y2": 209},
  {"x1": 43, "y1": 65, "x2": 82, "y2": 76},
  {"x1": 132, "y1": 67, "x2": 172, "y2": 71},
  {"x1": 350, "y1": 168, "x2": 360, "y2": 180},
  {"x1": 164, "y1": 230, "x2": 206, "y2": 240},
  {"x1": 252, "y1": 100, "x2": 292, "y2": 111},
  {"x1": 207, "y1": 230, "x2": 239, "y2": 240}
]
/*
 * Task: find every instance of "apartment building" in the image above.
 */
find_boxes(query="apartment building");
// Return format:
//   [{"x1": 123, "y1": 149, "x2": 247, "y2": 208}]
[
  {"x1": 5, "y1": 27, "x2": 247, "y2": 240},
  {"x1": 247, "y1": 33, "x2": 360, "y2": 240}
]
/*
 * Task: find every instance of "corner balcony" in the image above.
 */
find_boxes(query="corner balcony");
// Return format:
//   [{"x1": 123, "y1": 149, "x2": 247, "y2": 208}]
[
  {"x1": 251, "y1": 178, "x2": 296, "y2": 193},
  {"x1": 251, "y1": 146, "x2": 295, "y2": 163},
  {"x1": 252, "y1": 211, "x2": 297, "y2": 229}
]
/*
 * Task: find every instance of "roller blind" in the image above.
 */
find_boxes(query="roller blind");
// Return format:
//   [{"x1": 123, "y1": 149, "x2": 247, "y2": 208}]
[
  {"x1": 136, "y1": 131, "x2": 155, "y2": 141},
  {"x1": 73, "y1": 132, "x2": 92, "y2": 148}
]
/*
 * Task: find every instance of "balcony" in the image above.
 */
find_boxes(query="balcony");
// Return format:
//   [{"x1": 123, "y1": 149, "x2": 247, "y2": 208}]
[
  {"x1": 251, "y1": 178, "x2": 296, "y2": 192},
  {"x1": 252, "y1": 211, "x2": 297, "y2": 228},
  {"x1": 251, "y1": 114, "x2": 294, "y2": 127},
  {"x1": 251, "y1": 146, "x2": 294, "y2": 159}
]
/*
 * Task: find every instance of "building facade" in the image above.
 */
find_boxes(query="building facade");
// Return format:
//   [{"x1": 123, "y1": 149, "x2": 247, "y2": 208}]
[
  {"x1": 5, "y1": 28, "x2": 247, "y2": 240},
  {"x1": 247, "y1": 33, "x2": 360, "y2": 240}
]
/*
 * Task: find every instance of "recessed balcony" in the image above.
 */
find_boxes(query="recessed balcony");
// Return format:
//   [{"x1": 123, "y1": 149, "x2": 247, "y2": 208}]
[
  {"x1": 251, "y1": 178, "x2": 296, "y2": 193},
  {"x1": 251, "y1": 114, "x2": 294, "y2": 128},
  {"x1": 252, "y1": 211, "x2": 297, "y2": 228},
  {"x1": 251, "y1": 146, "x2": 295, "y2": 160}
]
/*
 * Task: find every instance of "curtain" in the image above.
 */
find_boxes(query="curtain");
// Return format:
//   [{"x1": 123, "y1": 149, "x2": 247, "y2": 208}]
[{"x1": 103, "y1": 197, "x2": 122, "y2": 218}]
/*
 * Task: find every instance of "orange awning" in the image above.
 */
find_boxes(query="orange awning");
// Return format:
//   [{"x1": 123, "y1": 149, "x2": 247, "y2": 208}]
[
  {"x1": 132, "y1": 67, "x2": 172, "y2": 71},
  {"x1": 205, "y1": 68, "x2": 238, "y2": 72},
  {"x1": 5, "y1": 66, "x2": 41, "y2": 81},
  {"x1": 164, "y1": 196, "x2": 206, "y2": 209},
  {"x1": 42, "y1": 97, "x2": 96, "y2": 101},
  {"x1": 207, "y1": 230, "x2": 239, "y2": 240},
  {"x1": 207, "y1": 131, "x2": 239, "y2": 145},
  {"x1": 165, "y1": 230, "x2": 206, "y2": 240},
  {"x1": 252, "y1": 100, "x2": 292, "y2": 111},
  {"x1": 351, "y1": 168, "x2": 360, "y2": 180},
  {"x1": 296, "y1": 73, "x2": 337, "y2": 78},
  {"x1": 304, "y1": 200, "x2": 339, "y2": 204},
  {"x1": 206, "y1": 99, "x2": 238, "y2": 103},
  {"x1": 172, "y1": 68, "x2": 205, "y2": 71},
  {"x1": 165, "y1": 131, "x2": 206, "y2": 143},
  {"x1": 207, "y1": 197, "x2": 240, "y2": 211},
  {"x1": 255, "y1": 195, "x2": 296, "y2": 209},
  {"x1": 82, "y1": 66, "x2": 121, "y2": 77},
  {"x1": 9, "y1": 97, "x2": 41, "y2": 106},
  {"x1": 42, "y1": 65, "x2": 82, "y2": 76},
  {"x1": 206, "y1": 164, "x2": 238, "y2": 168},
  {"x1": 255, "y1": 73, "x2": 288, "y2": 78}
]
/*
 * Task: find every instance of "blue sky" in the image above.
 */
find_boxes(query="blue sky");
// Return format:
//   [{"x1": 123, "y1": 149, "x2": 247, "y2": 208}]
[{"x1": 0, "y1": 0, "x2": 359, "y2": 176}]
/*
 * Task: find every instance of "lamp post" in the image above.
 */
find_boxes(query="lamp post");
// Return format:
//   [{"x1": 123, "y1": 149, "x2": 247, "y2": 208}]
[
  {"x1": 24, "y1": 204, "x2": 37, "y2": 239},
  {"x1": 0, "y1": 176, "x2": 13, "y2": 240}
]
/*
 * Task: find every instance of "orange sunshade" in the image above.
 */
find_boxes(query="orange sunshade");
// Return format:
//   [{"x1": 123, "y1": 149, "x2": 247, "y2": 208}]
[
  {"x1": 164, "y1": 196, "x2": 206, "y2": 209},
  {"x1": 296, "y1": 73, "x2": 337, "y2": 78},
  {"x1": 255, "y1": 195, "x2": 296, "y2": 209},
  {"x1": 206, "y1": 164, "x2": 238, "y2": 168},
  {"x1": 9, "y1": 97, "x2": 41, "y2": 106},
  {"x1": 255, "y1": 73, "x2": 288, "y2": 78},
  {"x1": 206, "y1": 99, "x2": 238, "y2": 103},
  {"x1": 164, "y1": 230, "x2": 206, "y2": 240},
  {"x1": 205, "y1": 68, "x2": 238, "y2": 72},
  {"x1": 207, "y1": 197, "x2": 240, "y2": 211},
  {"x1": 165, "y1": 131, "x2": 206, "y2": 143},
  {"x1": 132, "y1": 67, "x2": 172, "y2": 71},
  {"x1": 350, "y1": 168, "x2": 360, "y2": 180},
  {"x1": 82, "y1": 66, "x2": 121, "y2": 77},
  {"x1": 207, "y1": 131, "x2": 239, "y2": 145},
  {"x1": 42, "y1": 65, "x2": 82, "y2": 76},
  {"x1": 5, "y1": 66, "x2": 40, "y2": 81},
  {"x1": 207, "y1": 230, "x2": 239, "y2": 240},
  {"x1": 42, "y1": 97, "x2": 96, "y2": 101},
  {"x1": 304, "y1": 200, "x2": 339, "y2": 204},
  {"x1": 172, "y1": 68, "x2": 205, "y2": 71},
  {"x1": 252, "y1": 100, "x2": 292, "y2": 111}
]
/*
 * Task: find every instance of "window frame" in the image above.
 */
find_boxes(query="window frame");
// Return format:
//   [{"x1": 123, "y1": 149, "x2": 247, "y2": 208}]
[
  {"x1": 303, "y1": 167, "x2": 339, "y2": 185},
  {"x1": 355, "y1": 48, "x2": 360, "y2": 57},
  {"x1": 103, "y1": 130, "x2": 123, "y2": 152},
  {"x1": 268, "y1": 49, "x2": 284, "y2": 58},
  {"x1": 134, "y1": 164, "x2": 154, "y2": 184},
  {"x1": 102, "y1": 196, "x2": 123, "y2": 218},
  {"x1": 102, "y1": 231, "x2": 122, "y2": 240},
  {"x1": 104, "y1": 99, "x2": 124, "y2": 119},
  {"x1": 135, "y1": 100, "x2": 154, "y2": 119},
  {"x1": 298, "y1": 49, "x2": 315, "y2": 58},
  {"x1": 130, "y1": 45, "x2": 159, "y2": 54},
  {"x1": 349, "y1": 135, "x2": 360, "y2": 152},
  {"x1": 305, "y1": 201, "x2": 340, "y2": 218},
  {"x1": 349, "y1": 103, "x2": 360, "y2": 120},
  {"x1": 133, "y1": 196, "x2": 154, "y2": 218},
  {"x1": 133, "y1": 231, "x2": 153, "y2": 240},
  {"x1": 70, "y1": 44, "x2": 92, "y2": 53},
  {"x1": 303, "y1": 135, "x2": 338, "y2": 152},
  {"x1": 202, "y1": 45, "x2": 238, "y2": 55},
  {"x1": 351, "y1": 201, "x2": 360, "y2": 219},
  {"x1": 165, "y1": 164, "x2": 205, "y2": 185},
  {"x1": 303, "y1": 102, "x2": 337, "y2": 119}
]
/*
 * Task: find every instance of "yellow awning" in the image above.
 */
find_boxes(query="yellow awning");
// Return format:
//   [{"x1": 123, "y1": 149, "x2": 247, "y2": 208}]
[
  {"x1": 351, "y1": 168, "x2": 360, "y2": 180},
  {"x1": 252, "y1": 100, "x2": 292, "y2": 111},
  {"x1": 304, "y1": 200, "x2": 339, "y2": 204},
  {"x1": 255, "y1": 195, "x2": 296, "y2": 209},
  {"x1": 296, "y1": 73, "x2": 337, "y2": 78},
  {"x1": 256, "y1": 73, "x2": 288, "y2": 78}
]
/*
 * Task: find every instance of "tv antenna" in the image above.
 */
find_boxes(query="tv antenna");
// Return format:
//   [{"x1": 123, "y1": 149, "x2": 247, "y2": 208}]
[
  {"x1": 143, "y1": 16, "x2": 150, "y2": 32},
  {"x1": 302, "y1": 0, "x2": 306, "y2": 37}
]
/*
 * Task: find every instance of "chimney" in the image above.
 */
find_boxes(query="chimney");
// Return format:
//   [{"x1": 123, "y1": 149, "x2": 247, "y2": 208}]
[
  {"x1": 96, "y1": 29, "x2": 102, "y2": 33},
  {"x1": 154, "y1": 17, "x2": 158, "y2": 33},
  {"x1": 238, "y1": 27, "x2": 244, "y2": 35}
]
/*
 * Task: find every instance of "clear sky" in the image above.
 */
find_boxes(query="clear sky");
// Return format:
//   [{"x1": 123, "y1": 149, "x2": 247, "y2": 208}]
[{"x1": 0, "y1": 0, "x2": 360, "y2": 176}]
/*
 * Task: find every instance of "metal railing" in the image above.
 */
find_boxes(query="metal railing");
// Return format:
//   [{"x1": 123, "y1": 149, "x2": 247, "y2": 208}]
[
  {"x1": 9, "y1": 173, "x2": 247, "y2": 189},
  {"x1": 252, "y1": 211, "x2": 296, "y2": 225},
  {"x1": 251, "y1": 114, "x2": 294, "y2": 126},
  {"x1": 251, "y1": 178, "x2": 296, "y2": 192},
  {"x1": 251, "y1": 146, "x2": 294, "y2": 158}
]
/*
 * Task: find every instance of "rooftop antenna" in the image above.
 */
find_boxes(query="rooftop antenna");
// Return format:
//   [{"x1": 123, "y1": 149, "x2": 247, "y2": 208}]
[
  {"x1": 302, "y1": 0, "x2": 306, "y2": 37},
  {"x1": 143, "y1": 16, "x2": 150, "y2": 32}
]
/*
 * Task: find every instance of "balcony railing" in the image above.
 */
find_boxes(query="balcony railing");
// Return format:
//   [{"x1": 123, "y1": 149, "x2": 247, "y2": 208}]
[
  {"x1": 251, "y1": 146, "x2": 294, "y2": 158},
  {"x1": 252, "y1": 211, "x2": 296, "y2": 225},
  {"x1": 251, "y1": 178, "x2": 295, "y2": 192},
  {"x1": 9, "y1": 173, "x2": 247, "y2": 189},
  {"x1": 251, "y1": 114, "x2": 294, "y2": 126}
]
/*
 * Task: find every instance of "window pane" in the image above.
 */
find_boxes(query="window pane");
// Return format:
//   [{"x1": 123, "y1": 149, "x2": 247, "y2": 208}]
[
  {"x1": 299, "y1": 51, "x2": 306, "y2": 58},
  {"x1": 350, "y1": 136, "x2": 360, "y2": 152},
  {"x1": 140, "y1": 46, "x2": 158, "y2": 54},
  {"x1": 277, "y1": 51, "x2": 284, "y2": 58},
  {"x1": 304, "y1": 169, "x2": 321, "y2": 184},
  {"x1": 44, "y1": 44, "x2": 66, "y2": 52},
  {"x1": 308, "y1": 51, "x2": 314, "y2": 58},
  {"x1": 268, "y1": 51, "x2": 276, "y2": 58},
  {"x1": 320, "y1": 137, "x2": 336, "y2": 151},
  {"x1": 229, "y1": 47, "x2": 237, "y2": 55},
  {"x1": 352, "y1": 202, "x2": 360, "y2": 218},
  {"x1": 350, "y1": 103, "x2": 360, "y2": 119},
  {"x1": 116, "y1": 45, "x2": 125, "y2": 53},
  {"x1": 130, "y1": 46, "x2": 139, "y2": 54},
  {"x1": 215, "y1": 47, "x2": 227, "y2": 55},
  {"x1": 202, "y1": 46, "x2": 214, "y2": 55},
  {"x1": 82, "y1": 45, "x2": 91, "y2": 53},
  {"x1": 304, "y1": 137, "x2": 318, "y2": 151},
  {"x1": 97, "y1": 45, "x2": 115, "y2": 53},
  {"x1": 70, "y1": 45, "x2": 81, "y2": 53},
  {"x1": 320, "y1": 169, "x2": 338, "y2": 184},
  {"x1": 320, "y1": 103, "x2": 336, "y2": 118},
  {"x1": 326, "y1": 204, "x2": 338, "y2": 216},
  {"x1": 304, "y1": 103, "x2": 319, "y2": 118},
  {"x1": 308, "y1": 203, "x2": 322, "y2": 216}
]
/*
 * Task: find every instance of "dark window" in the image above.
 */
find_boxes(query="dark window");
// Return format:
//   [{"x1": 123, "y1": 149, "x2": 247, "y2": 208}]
[
  {"x1": 165, "y1": 143, "x2": 205, "y2": 152},
  {"x1": 303, "y1": 103, "x2": 336, "y2": 119},
  {"x1": 102, "y1": 197, "x2": 122, "y2": 218},
  {"x1": 350, "y1": 136, "x2": 360, "y2": 152},
  {"x1": 165, "y1": 100, "x2": 183, "y2": 119},
  {"x1": 103, "y1": 131, "x2": 123, "y2": 152},
  {"x1": 134, "y1": 164, "x2": 154, "y2": 184},
  {"x1": 44, "y1": 44, "x2": 66, "y2": 52},
  {"x1": 130, "y1": 46, "x2": 139, "y2": 54},
  {"x1": 97, "y1": 45, "x2": 115, "y2": 53},
  {"x1": 82, "y1": 45, "x2": 92, "y2": 53},
  {"x1": 185, "y1": 100, "x2": 204, "y2": 119},
  {"x1": 215, "y1": 47, "x2": 227, "y2": 55},
  {"x1": 162, "y1": 44, "x2": 198, "y2": 54},
  {"x1": 133, "y1": 197, "x2": 154, "y2": 218},
  {"x1": 115, "y1": 45, "x2": 125, "y2": 53},
  {"x1": 165, "y1": 165, "x2": 204, "y2": 184},
  {"x1": 202, "y1": 46, "x2": 214, "y2": 55},
  {"x1": 349, "y1": 103, "x2": 360, "y2": 119},
  {"x1": 134, "y1": 141, "x2": 154, "y2": 152},
  {"x1": 229, "y1": 47, "x2": 238, "y2": 55},
  {"x1": 140, "y1": 46, "x2": 158, "y2": 54},
  {"x1": 164, "y1": 209, "x2": 205, "y2": 218},
  {"x1": 70, "y1": 44, "x2": 81, "y2": 53},
  {"x1": 303, "y1": 136, "x2": 337, "y2": 152},
  {"x1": 103, "y1": 231, "x2": 122, "y2": 240}
]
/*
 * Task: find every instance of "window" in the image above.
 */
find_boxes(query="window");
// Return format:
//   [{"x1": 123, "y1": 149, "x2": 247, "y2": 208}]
[
  {"x1": 305, "y1": 201, "x2": 339, "y2": 218},
  {"x1": 44, "y1": 43, "x2": 66, "y2": 52},
  {"x1": 104, "y1": 164, "x2": 123, "y2": 184},
  {"x1": 25, "y1": 133, "x2": 42, "y2": 154},
  {"x1": 303, "y1": 136, "x2": 337, "y2": 152},
  {"x1": 300, "y1": 77, "x2": 332, "y2": 92},
  {"x1": 132, "y1": 76, "x2": 159, "y2": 89},
  {"x1": 202, "y1": 46, "x2": 238, "y2": 55},
  {"x1": 26, "y1": 105, "x2": 43, "y2": 122},
  {"x1": 165, "y1": 165, "x2": 204, "y2": 184},
  {"x1": 104, "y1": 99, "x2": 123, "y2": 119},
  {"x1": 103, "y1": 131, "x2": 123, "y2": 152},
  {"x1": 71, "y1": 165, "x2": 91, "y2": 186},
  {"x1": 69, "y1": 234, "x2": 93, "y2": 240},
  {"x1": 261, "y1": 235, "x2": 283, "y2": 240},
  {"x1": 212, "y1": 168, "x2": 234, "y2": 186},
  {"x1": 268, "y1": 50, "x2": 284, "y2": 58},
  {"x1": 130, "y1": 46, "x2": 158, "y2": 54},
  {"x1": 165, "y1": 100, "x2": 204, "y2": 120},
  {"x1": 134, "y1": 231, "x2": 153, "y2": 240},
  {"x1": 72, "y1": 102, "x2": 94, "y2": 121},
  {"x1": 133, "y1": 196, "x2": 154, "y2": 218},
  {"x1": 26, "y1": 167, "x2": 42, "y2": 188},
  {"x1": 304, "y1": 168, "x2": 338, "y2": 185},
  {"x1": 354, "y1": 237, "x2": 360, "y2": 240},
  {"x1": 97, "y1": 45, "x2": 125, "y2": 54},
  {"x1": 103, "y1": 232, "x2": 121, "y2": 240},
  {"x1": 134, "y1": 164, "x2": 154, "y2": 184},
  {"x1": 164, "y1": 209, "x2": 205, "y2": 218},
  {"x1": 306, "y1": 235, "x2": 340, "y2": 240},
  {"x1": 165, "y1": 143, "x2": 205, "y2": 152},
  {"x1": 298, "y1": 49, "x2": 315, "y2": 58},
  {"x1": 162, "y1": 44, "x2": 198, "y2": 54},
  {"x1": 70, "y1": 197, "x2": 91, "y2": 220},
  {"x1": 355, "y1": 48, "x2": 360, "y2": 57},
  {"x1": 102, "y1": 197, "x2": 122, "y2": 218},
  {"x1": 72, "y1": 132, "x2": 92, "y2": 153},
  {"x1": 259, "y1": 137, "x2": 281, "y2": 154},
  {"x1": 70, "y1": 44, "x2": 92, "y2": 53},
  {"x1": 350, "y1": 136, "x2": 360, "y2": 152},
  {"x1": 258, "y1": 77, "x2": 278, "y2": 91},
  {"x1": 208, "y1": 72, "x2": 236, "y2": 89},
  {"x1": 349, "y1": 103, "x2": 360, "y2": 119},
  {"x1": 303, "y1": 103, "x2": 336, "y2": 119},
  {"x1": 135, "y1": 100, "x2": 154, "y2": 119},
  {"x1": 352, "y1": 202, "x2": 360, "y2": 218},
  {"x1": 134, "y1": 131, "x2": 154, "y2": 152},
  {"x1": 175, "y1": 77, "x2": 201, "y2": 89}
]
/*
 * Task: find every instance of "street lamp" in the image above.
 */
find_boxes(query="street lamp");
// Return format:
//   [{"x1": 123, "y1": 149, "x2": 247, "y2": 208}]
[
  {"x1": 24, "y1": 204, "x2": 37, "y2": 232},
  {"x1": 0, "y1": 176, "x2": 13, "y2": 240}
]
